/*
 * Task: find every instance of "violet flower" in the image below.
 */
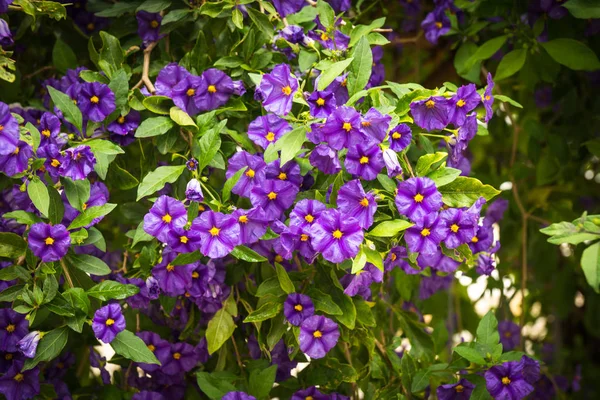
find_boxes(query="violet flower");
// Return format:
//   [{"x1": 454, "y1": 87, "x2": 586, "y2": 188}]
[
  {"x1": 92, "y1": 304, "x2": 126, "y2": 343},
  {"x1": 299, "y1": 315, "x2": 340, "y2": 359}
]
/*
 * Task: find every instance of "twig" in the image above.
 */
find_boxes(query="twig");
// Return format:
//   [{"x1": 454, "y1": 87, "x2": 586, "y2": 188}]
[
  {"x1": 24, "y1": 66, "x2": 54, "y2": 80},
  {"x1": 373, "y1": 28, "x2": 393, "y2": 33},
  {"x1": 133, "y1": 41, "x2": 158, "y2": 94},
  {"x1": 60, "y1": 259, "x2": 74, "y2": 288},
  {"x1": 125, "y1": 46, "x2": 140, "y2": 55},
  {"x1": 403, "y1": 153, "x2": 415, "y2": 177},
  {"x1": 231, "y1": 336, "x2": 244, "y2": 371}
]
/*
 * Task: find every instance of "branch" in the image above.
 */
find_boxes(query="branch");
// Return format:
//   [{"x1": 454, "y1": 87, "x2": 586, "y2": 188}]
[
  {"x1": 133, "y1": 41, "x2": 158, "y2": 94},
  {"x1": 60, "y1": 259, "x2": 74, "y2": 288}
]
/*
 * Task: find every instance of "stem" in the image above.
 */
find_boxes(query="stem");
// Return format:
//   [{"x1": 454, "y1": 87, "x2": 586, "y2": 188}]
[
  {"x1": 24, "y1": 66, "x2": 54, "y2": 80},
  {"x1": 403, "y1": 153, "x2": 415, "y2": 177},
  {"x1": 60, "y1": 259, "x2": 74, "y2": 288},
  {"x1": 133, "y1": 41, "x2": 158, "y2": 94}
]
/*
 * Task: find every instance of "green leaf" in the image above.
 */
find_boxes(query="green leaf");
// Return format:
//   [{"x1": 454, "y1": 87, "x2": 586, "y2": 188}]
[
  {"x1": 278, "y1": 126, "x2": 306, "y2": 165},
  {"x1": 495, "y1": 49, "x2": 527, "y2": 81},
  {"x1": 170, "y1": 106, "x2": 197, "y2": 129},
  {"x1": 232, "y1": 8, "x2": 244, "y2": 29},
  {"x1": 132, "y1": 221, "x2": 153, "y2": 247},
  {"x1": 494, "y1": 95, "x2": 523, "y2": 108},
  {"x1": 196, "y1": 372, "x2": 238, "y2": 400},
  {"x1": 52, "y1": 38, "x2": 77, "y2": 73},
  {"x1": 439, "y1": 177, "x2": 501, "y2": 208},
  {"x1": 351, "y1": 248, "x2": 367, "y2": 274},
  {"x1": 99, "y1": 31, "x2": 124, "y2": 78},
  {"x1": 275, "y1": 263, "x2": 295, "y2": 294},
  {"x1": 85, "y1": 139, "x2": 125, "y2": 155},
  {"x1": 316, "y1": 0, "x2": 335, "y2": 28},
  {"x1": 47, "y1": 186, "x2": 64, "y2": 225},
  {"x1": 354, "y1": 297, "x2": 376, "y2": 327},
  {"x1": 222, "y1": 167, "x2": 246, "y2": 203},
  {"x1": 2, "y1": 211, "x2": 41, "y2": 225},
  {"x1": 362, "y1": 245, "x2": 384, "y2": 271},
  {"x1": 317, "y1": 58, "x2": 354, "y2": 91},
  {"x1": 230, "y1": 245, "x2": 267, "y2": 262},
  {"x1": 143, "y1": 95, "x2": 173, "y2": 115},
  {"x1": 137, "y1": 165, "x2": 186, "y2": 201},
  {"x1": 306, "y1": 288, "x2": 343, "y2": 315},
  {"x1": 246, "y1": 7, "x2": 274, "y2": 40},
  {"x1": 582, "y1": 242, "x2": 600, "y2": 293},
  {"x1": 108, "y1": 69, "x2": 129, "y2": 109},
  {"x1": 66, "y1": 253, "x2": 111, "y2": 276},
  {"x1": 464, "y1": 35, "x2": 508, "y2": 72},
  {"x1": 47, "y1": 86, "x2": 83, "y2": 132},
  {"x1": 108, "y1": 164, "x2": 139, "y2": 190},
  {"x1": 62, "y1": 178, "x2": 90, "y2": 211},
  {"x1": 0, "y1": 284, "x2": 25, "y2": 302},
  {"x1": 27, "y1": 177, "x2": 50, "y2": 217},
  {"x1": 248, "y1": 365, "x2": 277, "y2": 399},
  {"x1": 415, "y1": 152, "x2": 447, "y2": 176},
  {"x1": 206, "y1": 308, "x2": 236, "y2": 354},
  {"x1": 0, "y1": 265, "x2": 30, "y2": 281},
  {"x1": 411, "y1": 369, "x2": 431, "y2": 393},
  {"x1": 243, "y1": 301, "x2": 283, "y2": 323},
  {"x1": 197, "y1": 126, "x2": 222, "y2": 172},
  {"x1": 476, "y1": 310, "x2": 500, "y2": 347},
  {"x1": 347, "y1": 36, "x2": 373, "y2": 97},
  {"x1": 172, "y1": 251, "x2": 203, "y2": 266},
  {"x1": 87, "y1": 281, "x2": 139, "y2": 301},
  {"x1": 563, "y1": 0, "x2": 600, "y2": 18},
  {"x1": 454, "y1": 344, "x2": 487, "y2": 365},
  {"x1": 135, "y1": 116, "x2": 175, "y2": 138},
  {"x1": 332, "y1": 291, "x2": 356, "y2": 329},
  {"x1": 23, "y1": 327, "x2": 69, "y2": 371},
  {"x1": 541, "y1": 39, "x2": 600, "y2": 71},
  {"x1": 95, "y1": 2, "x2": 141, "y2": 17},
  {"x1": 427, "y1": 167, "x2": 461, "y2": 187},
  {"x1": 369, "y1": 220, "x2": 413, "y2": 237},
  {"x1": 137, "y1": 0, "x2": 171, "y2": 12},
  {"x1": 67, "y1": 203, "x2": 117, "y2": 230},
  {"x1": 111, "y1": 330, "x2": 160, "y2": 363}
]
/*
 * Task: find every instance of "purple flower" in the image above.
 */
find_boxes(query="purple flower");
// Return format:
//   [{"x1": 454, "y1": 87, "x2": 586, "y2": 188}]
[
  {"x1": 271, "y1": 0, "x2": 305, "y2": 17},
  {"x1": 0, "y1": 141, "x2": 32, "y2": 176},
  {"x1": 328, "y1": 0, "x2": 351, "y2": 12},
  {"x1": 307, "y1": 90, "x2": 336, "y2": 118},
  {"x1": 59, "y1": 145, "x2": 96, "y2": 180},
  {"x1": 284, "y1": 293, "x2": 315, "y2": 326},
  {"x1": 0, "y1": 309, "x2": 28, "y2": 352},
  {"x1": 161, "y1": 342, "x2": 197, "y2": 375},
  {"x1": 0, "y1": 19, "x2": 13, "y2": 47},
  {"x1": 309, "y1": 144, "x2": 341, "y2": 174},
  {"x1": 186, "y1": 158, "x2": 198, "y2": 171},
  {"x1": 483, "y1": 73, "x2": 495, "y2": 122},
  {"x1": 449, "y1": 84, "x2": 481, "y2": 126},
  {"x1": 345, "y1": 140, "x2": 385, "y2": 181},
  {"x1": 256, "y1": 64, "x2": 298, "y2": 116},
  {"x1": 395, "y1": 177, "x2": 443, "y2": 221},
  {"x1": 299, "y1": 315, "x2": 340, "y2": 359},
  {"x1": 172, "y1": 74, "x2": 203, "y2": 115},
  {"x1": 404, "y1": 213, "x2": 444, "y2": 255},
  {"x1": 265, "y1": 159, "x2": 302, "y2": 187},
  {"x1": 155, "y1": 63, "x2": 191, "y2": 97},
  {"x1": 247, "y1": 114, "x2": 291, "y2": 149},
  {"x1": 324, "y1": 74, "x2": 349, "y2": 106},
  {"x1": 361, "y1": 108, "x2": 391, "y2": 141},
  {"x1": 485, "y1": 360, "x2": 534, "y2": 400},
  {"x1": 37, "y1": 112, "x2": 63, "y2": 148},
  {"x1": 233, "y1": 207, "x2": 269, "y2": 245},
  {"x1": 417, "y1": 250, "x2": 459, "y2": 273},
  {"x1": 133, "y1": 392, "x2": 166, "y2": 400},
  {"x1": 486, "y1": 198, "x2": 508, "y2": 225},
  {"x1": 166, "y1": 227, "x2": 202, "y2": 253},
  {"x1": 520, "y1": 355, "x2": 540, "y2": 384},
  {"x1": 384, "y1": 246, "x2": 411, "y2": 272},
  {"x1": 250, "y1": 180, "x2": 299, "y2": 220},
  {"x1": 469, "y1": 223, "x2": 494, "y2": 254},
  {"x1": 192, "y1": 211, "x2": 240, "y2": 258},
  {"x1": 410, "y1": 96, "x2": 452, "y2": 131},
  {"x1": 419, "y1": 273, "x2": 452, "y2": 299},
  {"x1": 437, "y1": 378, "x2": 475, "y2": 400},
  {"x1": 226, "y1": 151, "x2": 266, "y2": 198},
  {"x1": 152, "y1": 252, "x2": 198, "y2": 296},
  {"x1": 281, "y1": 25, "x2": 305, "y2": 43},
  {"x1": 290, "y1": 199, "x2": 326, "y2": 229},
  {"x1": 185, "y1": 179, "x2": 204, "y2": 202},
  {"x1": 291, "y1": 387, "x2": 329, "y2": 400},
  {"x1": 27, "y1": 223, "x2": 71, "y2": 262},
  {"x1": 311, "y1": 209, "x2": 364, "y2": 263},
  {"x1": 439, "y1": 206, "x2": 481, "y2": 249},
  {"x1": 0, "y1": 0, "x2": 13, "y2": 14},
  {"x1": 222, "y1": 392, "x2": 256, "y2": 400},
  {"x1": 476, "y1": 253, "x2": 496, "y2": 275},
  {"x1": 107, "y1": 111, "x2": 141, "y2": 135},
  {"x1": 0, "y1": 102, "x2": 19, "y2": 156},
  {"x1": 92, "y1": 304, "x2": 126, "y2": 343},
  {"x1": 388, "y1": 123, "x2": 412, "y2": 152},
  {"x1": 321, "y1": 106, "x2": 365, "y2": 150},
  {"x1": 422, "y1": 9, "x2": 450, "y2": 44},
  {"x1": 16, "y1": 332, "x2": 40, "y2": 359},
  {"x1": 0, "y1": 362, "x2": 40, "y2": 400},
  {"x1": 337, "y1": 180, "x2": 377, "y2": 229},
  {"x1": 78, "y1": 82, "x2": 116, "y2": 122},
  {"x1": 136, "y1": 11, "x2": 162, "y2": 44},
  {"x1": 383, "y1": 148, "x2": 402, "y2": 178},
  {"x1": 143, "y1": 195, "x2": 188, "y2": 242},
  {"x1": 195, "y1": 68, "x2": 234, "y2": 111},
  {"x1": 343, "y1": 263, "x2": 383, "y2": 298},
  {"x1": 498, "y1": 321, "x2": 521, "y2": 351},
  {"x1": 62, "y1": 181, "x2": 109, "y2": 227},
  {"x1": 137, "y1": 332, "x2": 171, "y2": 372},
  {"x1": 311, "y1": 30, "x2": 350, "y2": 50}
]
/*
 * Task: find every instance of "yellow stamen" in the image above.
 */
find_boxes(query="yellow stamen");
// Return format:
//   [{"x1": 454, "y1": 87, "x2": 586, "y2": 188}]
[
  {"x1": 305, "y1": 214, "x2": 314, "y2": 223},
  {"x1": 192, "y1": 272, "x2": 199, "y2": 279},
  {"x1": 6, "y1": 324, "x2": 15, "y2": 333},
  {"x1": 266, "y1": 131, "x2": 275, "y2": 142},
  {"x1": 392, "y1": 132, "x2": 401, "y2": 139},
  {"x1": 313, "y1": 330, "x2": 322, "y2": 338},
  {"x1": 450, "y1": 224, "x2": 459, "y2": 233},
  {"x1": 267, "y1": 192, "x2": 277, "y2": 200},
  {"x1": 245, "y1": 169, "x2": 255, "y2": 178},
  {"x1": 45, "y1": 237, "x2": 54, "y2": 245},
  {"x1": 294, "y1": 304, "x2": 303, "y2": 311},
  {"x1": 502, "y1": 377, "x2": 511, "y2": 385},
  {"x1": 151, "y1": 20, "x2": 159, "y2": 28},
  {"x1": 320, "y1": 32, "x2": 329, "y2": 41},
  {"x1": 471, "y1": 236, "x2": 479, "y2": 243},
  {"x1": 117, "y1": 116, "x2": 126, "y2": 124},
  {"x1": 166, "y1": 264, "x2": 175, "y2": 272},
  {"x1": 41, "y1": 129, "x2": 51, "y2": 137},
  {"x1": 391, "y1": 253, "x2": 397, "y2": 261},
  {"x1": 14, "y1": 373, "x2": 24, "y2": 382},
  {"x1": 105, "y1": 318, "x2": 115, "y2": 326},
  {"x1": 332, "y1": 230, "x2": 343, "y2": 239},
  {"x1": 342, "y1": 122, "x2": 352, "y2": 132},
  {"x1": 90, "y1": 96, "x2": 99, "y2": 104},
  {"x1": 148, "y1": 344, "x2": 156, "y2": 352},
  {"x1": 208, "y1": 85, "x2": 217, "y2": 93},
  {"x1": 361, "y1": 121, "x2": 371, "y2": 127},
  {"x1": 239, "y1": 215, "x2": 249, "y2": 224},
  {"x1": 173, "y1": 352, "x2": 181, "y2": 360},
  {"x1": 425, "y1": 99, "x2": 435, "y2": 109},
  {"x1": 485, "y1": 95, "x2": 491, "y2": 101},
  {"x1": 359, "y1": 156, "x2": 369, "y2": 164},
  {"x1": 209, "y1": 227, "x2": 220, "y2": 236},
  {"x1": 186, "y1": 88, "x2": 196, "y2": 97},
  {"x1": 162, "y1": 214, "x2": 172, "y2": 223},
  {"x1": 456, "y1": 99, "x2": 466, "y2": 107},
  {"x1": 281, "y1": 86, "x2": 292, "y2": 96},
  {"x1": 82, "y1": 203, "x2": 88, "y2": 211},
  {"x1": 0, "y1": 124, "x2": 4, "y2": 131},
  {"x1": 13, "y1": 147, "x2": 19, "y2": 155},
  {"x1": 274, "y1": 255, "x2": 283, "y2": 263},
  {"x1": 51, "y1": 159, "x2": 61, "y2": 167},
  {"x1": 5, "y1": 354, "x2": 12, "y2": 360},
  {"x1": 421, "y1": 228, "x2": 431, "y2": 237},
  {"x1": 180, "y1": 236, "x2": 189, "y2": 244},
  {"x1": 341, "y1": 78, "x2": 347, "y2": 87},
  {"x1": 360, "y1": 197, "x2": 369, "y2": 207},
  {"x1": 278, "y1": 172, "x2": 287, "y2": 180},
  {"x1": 87, "y1": 22, "x2": 95, "y2": 31},
  {"x1": 414, "y1": 193, "x2": 424, "y2": 202},
  {"x1": 435, "y1": 22, "x2": 443, "y2": 29},
  {"x1": 300, "y1": 234, "x2": 309, "y2": 241},
  {"x1": 316, "y1": 98, "x2": 325, "y2": 106},
  {"x1": 455, "y1": 384, "x2": 464, "y2": 393}
]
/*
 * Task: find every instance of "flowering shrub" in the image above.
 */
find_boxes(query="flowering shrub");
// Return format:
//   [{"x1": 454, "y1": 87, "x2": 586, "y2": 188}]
[{"x1": 0, "y1": 0, "x2": 599, "y2": 399}]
